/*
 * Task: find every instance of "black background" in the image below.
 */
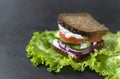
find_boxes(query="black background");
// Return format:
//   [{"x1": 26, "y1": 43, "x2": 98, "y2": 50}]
[{"x1": 0, "y1": 0, "x2": 120, "y2": 79}]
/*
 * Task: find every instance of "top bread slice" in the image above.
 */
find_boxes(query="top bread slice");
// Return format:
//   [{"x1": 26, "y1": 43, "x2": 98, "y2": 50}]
[{"x1": 58, "y1": 13, "x2": 109, "y2": 37}]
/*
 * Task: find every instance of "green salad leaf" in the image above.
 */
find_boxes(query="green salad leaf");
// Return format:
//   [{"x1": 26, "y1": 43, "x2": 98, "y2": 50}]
[{"x1": 26, "y1": 30, "x2": 120, "y2": 79}]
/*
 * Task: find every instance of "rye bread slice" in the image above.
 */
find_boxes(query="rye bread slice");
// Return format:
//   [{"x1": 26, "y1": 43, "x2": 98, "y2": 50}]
[{"x1": 58, "y1": 13, "x2": 109, "y2": 37}]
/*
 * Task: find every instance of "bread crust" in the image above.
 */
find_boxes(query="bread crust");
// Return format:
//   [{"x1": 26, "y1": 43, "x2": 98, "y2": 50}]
[{"x1": 58, "y1": 13, "x2": 109, "y2": 37}]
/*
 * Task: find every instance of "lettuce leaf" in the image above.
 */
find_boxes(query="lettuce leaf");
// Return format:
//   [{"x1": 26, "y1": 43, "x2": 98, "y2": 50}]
[
  {"x1": 26, "y1": 31, "x2": 120, "y2": 79},
  {"x1": 89, "y1": 32, "x2": 120, "y2": 79}
]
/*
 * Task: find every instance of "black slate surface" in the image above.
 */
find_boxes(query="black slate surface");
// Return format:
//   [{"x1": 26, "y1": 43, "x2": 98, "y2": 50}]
[{"x1": 0, "y1": 0, "x2": 120, "y2": 79}]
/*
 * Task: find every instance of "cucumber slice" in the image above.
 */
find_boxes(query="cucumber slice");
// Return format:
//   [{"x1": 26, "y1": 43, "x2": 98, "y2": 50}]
[
  {"x1": 70, "y1": 41, "x2": 91, "y2": 50},
  {"x1": 59, "y1": 39, "x2": 91, "y2": 51},
  {"x1": 70, "y1": 44, "x2": 81, "y2": 50}
]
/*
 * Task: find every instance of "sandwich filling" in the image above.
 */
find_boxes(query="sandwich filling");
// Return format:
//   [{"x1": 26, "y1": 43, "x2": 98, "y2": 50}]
[
  {"x1": 58, "y1": 24, "x2": 84, "y2": 39},
  {"x1": 52, "y1": 24, "x2": 103, "y2": 58},
  {"x1": 53, "y1": 39, "x2": 94, "y2": 58}
]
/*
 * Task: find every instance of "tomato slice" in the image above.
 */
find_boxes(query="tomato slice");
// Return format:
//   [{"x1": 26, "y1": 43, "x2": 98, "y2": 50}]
[
  {"x1": 59, "y1": 32, "x2": 84, "y2": 44},
  {"x1": 88, "y1": 36, "x2": 102, "y2": 42}
]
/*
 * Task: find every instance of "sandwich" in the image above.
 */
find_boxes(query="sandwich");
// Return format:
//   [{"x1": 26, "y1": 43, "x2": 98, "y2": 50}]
[
  {"x1": 52, "y1": 13, "x2": 109, "y2": 62},
  {"x1": 26, "y1": 12, "x2": 120, "y2": 78}
]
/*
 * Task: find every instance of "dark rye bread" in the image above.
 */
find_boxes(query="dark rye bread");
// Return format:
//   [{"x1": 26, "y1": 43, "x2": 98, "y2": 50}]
[
  {"x1": 58, "y1": 13, "x2": 109, "y2": 37},
  {"x1": 53, "y1": 40, "x2": 104, "y2": 62}
]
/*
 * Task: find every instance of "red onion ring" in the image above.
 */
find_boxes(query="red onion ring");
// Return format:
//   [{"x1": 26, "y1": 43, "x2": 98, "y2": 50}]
[{"x1": 58, "y1": 41, "x2": 67, "y2": 51}]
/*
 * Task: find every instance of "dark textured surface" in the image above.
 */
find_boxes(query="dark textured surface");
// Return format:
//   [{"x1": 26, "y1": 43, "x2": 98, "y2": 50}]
[{"x1": 0, "y1": 0, "x2": 120, "y2": 79}]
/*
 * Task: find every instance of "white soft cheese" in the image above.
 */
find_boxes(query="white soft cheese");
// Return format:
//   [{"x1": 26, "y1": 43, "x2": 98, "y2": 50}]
[
  {"x1": 58, "y1": 24, "x2": 84, "y2": 39},
  {"x1": 80, "y1": 43, "x2": 87, "y2": 49},
  {"x1": 53, "y1": 39, "x2": 60, "y2": 49},
  {"x1": 81, "y1": 42, "x2": 97, "y2": 49},
  {"x1": 93, "y1": 42, "x2": 97, "y2": 46}
]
